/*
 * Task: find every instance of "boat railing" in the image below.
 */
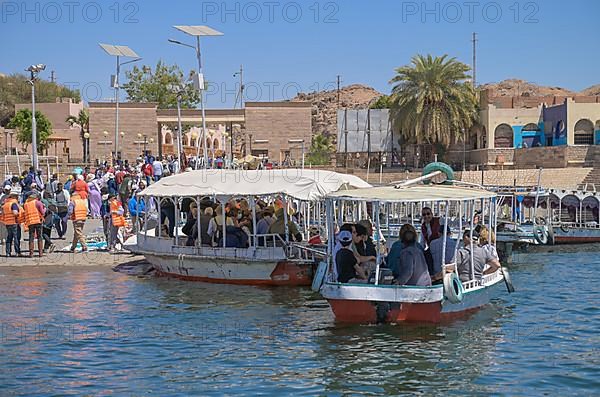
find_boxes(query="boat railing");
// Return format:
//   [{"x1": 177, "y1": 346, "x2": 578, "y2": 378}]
[
  {"x1": 288, "y1": 243, "x2": 327, "y2": 262},
  {"x1": 555, "y1": 221, "x2": 600, "y2": 230}
]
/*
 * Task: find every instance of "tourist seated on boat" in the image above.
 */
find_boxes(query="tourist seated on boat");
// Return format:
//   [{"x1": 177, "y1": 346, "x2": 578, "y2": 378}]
[
  {"x1": 385, "y1": 224, "x2": 425, "y2": 278},
  {"x1": 357, "y1": 219, "x2": 377, "y2": 257},
  {"x1": 478, "y1": 226, "x2": 499, "y2": 261},
  {"x1": 268, "y1": 204, "x2": 303, "y2": 242},
  {"x1": 208, "y1": 205, "x2": 234, "y2": 246},
  {"x1": 336, "y1": 230, "x2": 368, "y2": 283},
  {"x1": 256, "y1": 207, "x2": 275, "y2": 246},
  {"x1": 199, "y1": 207, "x2": 213, "y2": 246},
  {"x1": 455, "y1": 229, "x2": 501, "y2": 282},
  {"x1": 217, "y1": 226, "x2": 249, "y2": 248},
  {"x1": 160, "y1": 199, "x2": 176, "y2": 237},
  {"x1": 353, "y1": 223, "x2": 377, "y2": 273},
  {"x1": 182, "y1": 202, "x2": 198, "y2": 246},
  {"x1": 332, "y1": 223, "x2": 355, "y2": 281},
  {"x1": 307, "y1": 226, "x2": 323, "y2": 245},
  {"x1": 420, "y1": 207, "x2": 440, "y2": 248},
  {"x1": 428, "y1": 224, "x2": 457, "y2": 284},
  {"x1": 393, "y1": 224, "x2": 432, "y2": 286}
]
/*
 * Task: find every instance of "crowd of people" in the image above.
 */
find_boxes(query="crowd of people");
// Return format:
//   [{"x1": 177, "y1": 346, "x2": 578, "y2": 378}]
[{"x1": 334, "y1": 207, "x2": 501, "y2": 286}]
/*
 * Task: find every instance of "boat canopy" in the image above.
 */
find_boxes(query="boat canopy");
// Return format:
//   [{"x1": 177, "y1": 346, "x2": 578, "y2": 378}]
[
  {"x1": 328, "y1": 184, "x2": 496, "y2": 202},
  {"x1": 138, "y1": 169, "x2": 372, "y2": 201}
]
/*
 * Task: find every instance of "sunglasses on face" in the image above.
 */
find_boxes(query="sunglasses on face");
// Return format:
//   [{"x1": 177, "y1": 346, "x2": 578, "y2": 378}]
[{"x1": 422, "y1": 213, "x2": 432, "y2": 216}]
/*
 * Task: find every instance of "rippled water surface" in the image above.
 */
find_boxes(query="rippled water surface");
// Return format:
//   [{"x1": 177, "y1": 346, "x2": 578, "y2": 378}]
[{"x1": 1, "y1": 252, "x2": 599, "y2": 396}]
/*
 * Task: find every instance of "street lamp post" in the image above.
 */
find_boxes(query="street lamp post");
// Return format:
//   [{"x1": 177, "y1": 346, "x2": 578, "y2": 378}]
[
  {"x1": 102, "y1": 130, "x2": 109, "y2": 164},
  {"x1": 120, "y1": 131, "x2": 125, "y2": 162},
  {"x1": 137, "y1": 133, "x2": 142, "y2": 158},
  {"x1": 169, "y1": 25, "x2": 223, "y2": 170},
  {"x1": 99, "y1": 44, "x2": 141, "y2": 166},
  {"x1": 26, "y1": 64, "x2": 45, "y2": 170},
  {"x1": 83, "y1": 132, "x2": 90, "y2": 164}
]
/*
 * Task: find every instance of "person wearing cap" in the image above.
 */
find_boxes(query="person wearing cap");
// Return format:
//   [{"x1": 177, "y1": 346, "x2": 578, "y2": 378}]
[
  {"x1": 394, "y1": 224, "x2": 431, "y2": 286},
  {"x1": 68, "y1": 192, "x2": 88, "y2": 252},
  {"x1": 72, "y1": 174, "x2": 89, "y2": 200},
  {"x1": 336, "y1": 230, "x2": 368, "y2": 283},
  {"x1": 1, "y1": 190, "x2": 24, "y2": 256},
  {"x1": 108, "y1": 194, "x2": 126, "y2": 251},
  {"x1": 268, "y1": 201, "x2": 303, "y2": 242},
  {"x1": 23, "y1": 192, "x2": 46, "y2": 257},
  {"x1": 455, "y1": 229, "x2": 500, "y2": 282}
]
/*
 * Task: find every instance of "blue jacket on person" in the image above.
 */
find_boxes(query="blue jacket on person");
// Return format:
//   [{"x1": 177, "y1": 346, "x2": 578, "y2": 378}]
[
  {"x1": 107, "y1": 179, "x2": 118, "y2": 196},
  {"x1": 128, "y1": 197, "x2": 145, "y2": 217},
  {"x1": 385, "y1": 240, "x2": 424, "y2": 278}
]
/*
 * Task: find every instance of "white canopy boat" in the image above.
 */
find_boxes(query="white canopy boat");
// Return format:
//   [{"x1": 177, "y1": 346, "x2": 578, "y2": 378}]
[
  {"x1": 134, "y1": 169, "x2": 371, "y2": 286},
  {"x1": 314, "y1": 170, "x2": 514, "y2": 324}
]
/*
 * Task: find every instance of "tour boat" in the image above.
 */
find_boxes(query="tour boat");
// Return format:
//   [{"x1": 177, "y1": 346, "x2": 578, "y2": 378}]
[
  {"x1": 313, "y1": 167, "x2": 514, "y2": 324},
  {"x1": 134, "y1": 169, "x2": 371, "y2": 286},
  {"x1": 547, "y1": 189, "x2": 600, "y2": 243}
]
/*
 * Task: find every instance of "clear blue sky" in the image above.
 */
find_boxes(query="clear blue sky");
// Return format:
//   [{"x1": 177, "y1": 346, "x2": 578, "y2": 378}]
[{"x1": 2, "y1": 0, "x2": 599, "y2": 108}]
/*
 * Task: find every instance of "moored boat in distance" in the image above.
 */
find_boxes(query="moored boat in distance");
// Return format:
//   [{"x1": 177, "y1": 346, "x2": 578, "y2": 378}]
[
  {"x1": 315, "y1": 166, "x2": 513, "y2": 324},
  {"x1": 134, "y1": 169, "x2": 371, "y2": 286}
]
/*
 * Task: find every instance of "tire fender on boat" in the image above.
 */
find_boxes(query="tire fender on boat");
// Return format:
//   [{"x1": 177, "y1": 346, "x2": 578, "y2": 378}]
[
  {"x1": 533, "y1": 225, "x2": 549, "y2": 245},
  {"x1": 311, "y1": 261, "x2": 328, "y2": 292},
  {"x1": 443, "y1": 273, "x2": 464, "y2": 304},
  {"x1": 422, "y1": 162, "x2": 454, "y2": 185}
]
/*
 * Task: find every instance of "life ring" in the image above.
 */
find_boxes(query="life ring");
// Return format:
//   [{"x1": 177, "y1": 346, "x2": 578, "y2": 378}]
[
  {"x1": 443, "y1": 273, "x2": 464, "y2": 304},
  {"x1": 422, "y1": 162, "x2": 454, "y2": 185},
  {"x1": 533, "y1": 225, "x2": 549, "y2": 245},
  {"x1": 311, "y1": 261, "x2": 328, "y2": 292}
]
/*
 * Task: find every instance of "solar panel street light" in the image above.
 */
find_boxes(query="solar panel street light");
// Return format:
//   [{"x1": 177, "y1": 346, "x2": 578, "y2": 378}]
[
  {"x1": 99, "y1": 43, "x2": 141, "y2": 165},
  {"x1": 169, "y1": 25, "x2": 223, "y2": 169},
  {"x1": 25, "y1": 63, "x2": 46, "y2": 170}
]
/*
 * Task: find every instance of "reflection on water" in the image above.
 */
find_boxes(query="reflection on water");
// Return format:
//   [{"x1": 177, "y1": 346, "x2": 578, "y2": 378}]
[{"x1": 0, "y1": 254, "x2": 599, "y2": 396}]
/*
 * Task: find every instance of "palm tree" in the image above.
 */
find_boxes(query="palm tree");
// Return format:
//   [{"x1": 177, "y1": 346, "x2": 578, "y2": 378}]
[
  {"x1": 66, "y1": 108, "x2": 90, "y2": 161},
  {"x1": 390, "y1": 54, "x2": 477, "y2": 146},
  {"x1": 307, "y1": 133, "x2": 335, "y2": 165}
]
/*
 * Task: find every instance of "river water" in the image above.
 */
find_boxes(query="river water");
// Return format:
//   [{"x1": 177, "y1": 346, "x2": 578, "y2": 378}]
[{"x1": 0, "y1": 252, "x2": 598, "y2": 396}]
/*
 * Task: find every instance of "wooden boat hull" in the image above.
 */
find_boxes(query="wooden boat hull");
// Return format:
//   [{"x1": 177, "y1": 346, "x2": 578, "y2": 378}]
[
  {"x1": 145, "y1": 253, "x2": 313, "y2": 286},
  {"x1": 322, "y1": 273, "x2": 503, "y2": 324},
  {"x1": 552, "y1": 226, "x2": 600, "y2": 244}
]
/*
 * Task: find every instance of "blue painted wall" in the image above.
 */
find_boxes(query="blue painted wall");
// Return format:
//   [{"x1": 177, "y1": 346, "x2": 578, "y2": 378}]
[
  {"x1": 513, "y1": 123, "x2": 545, "y2": 148},
  {"x1": 595, "y1": 130, "x2": 600, "y2": 145}
]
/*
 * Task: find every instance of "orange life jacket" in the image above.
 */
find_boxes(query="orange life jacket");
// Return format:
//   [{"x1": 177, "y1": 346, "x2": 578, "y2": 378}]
[
  {"x1": 71, "y1": 198, "x2": 88, "y2": 221},
  {"x1": 24, "y1": 199, "x2": 43, "y2": 227},
  {"x1": 1, "y1": 198, "x2": 22, "y2": 225},
  {"x1": 110, "y1": 199, "x2": 126, "y2": 227}
]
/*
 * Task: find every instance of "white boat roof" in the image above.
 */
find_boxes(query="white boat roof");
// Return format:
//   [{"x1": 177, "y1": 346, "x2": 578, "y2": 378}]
[
  {"x1": 139, "y1": 169, "x2": 372, "y2": 201},
  {"x1": 328, "y1": 184, "x2": 496, "y2": 202}
]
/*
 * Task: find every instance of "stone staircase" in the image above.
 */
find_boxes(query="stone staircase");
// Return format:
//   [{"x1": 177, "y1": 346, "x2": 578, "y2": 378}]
[{"x1": 580, "y1": 167, "x2": 600, "y2": 191}]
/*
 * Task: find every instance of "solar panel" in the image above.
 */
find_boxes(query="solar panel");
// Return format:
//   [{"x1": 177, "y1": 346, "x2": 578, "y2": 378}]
[
  {"x1": 99, "y1": 43, "x2": 139, "y2": 58},
  {"x1": 174, "y1": 25, "x2": 224, "y2": 36}
]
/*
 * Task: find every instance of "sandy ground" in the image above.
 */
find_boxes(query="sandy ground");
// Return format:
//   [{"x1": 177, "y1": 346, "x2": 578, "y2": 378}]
[{"x1": 0, "y1": 218, "x2": 140, "y2": 267}]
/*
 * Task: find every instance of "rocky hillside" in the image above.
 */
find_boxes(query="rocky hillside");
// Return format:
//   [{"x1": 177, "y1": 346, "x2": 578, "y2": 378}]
[
  {"x1": 582, "y1": 84, "x2": 600, "y2": 96},
  {"x1": 292, "y1": 84, "x2": 383, "y2": 137},
  {"x1": 479, "y1": 79, "x2": 576, "y2": 97}
]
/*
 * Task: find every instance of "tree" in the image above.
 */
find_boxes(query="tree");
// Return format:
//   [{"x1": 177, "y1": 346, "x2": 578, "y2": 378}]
[
  {"x1": 7, "y1": 109, "x2": 53, "y2": 152},
  {"x1": 389, "y1": 54, "x2": 477, "y2": 146},
  {"x1": 66, "y1": 108, "x2": 90, "y2": 161},
  {"x1": 122, "y1": 61, "x2": 200, "y2": 109},
  {"x1": 0, "y1": 73, "x2": 80, "y2": 126},
  {"x1": 307, "y1": 133, "x2": 335, "y2": 165},
  {"x1": 370, "y1": 95, "x2": 393, "y2": 109}
]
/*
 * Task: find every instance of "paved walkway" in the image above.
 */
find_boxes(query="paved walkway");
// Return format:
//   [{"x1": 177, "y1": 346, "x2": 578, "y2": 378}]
[{"x1": 0, "y1": 218, "x2": 140, "y2": 267}]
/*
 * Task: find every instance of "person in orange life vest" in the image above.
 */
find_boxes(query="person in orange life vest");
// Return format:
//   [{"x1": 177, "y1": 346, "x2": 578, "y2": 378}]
[
  {"x1": 23, "y1": 192, "x2": 46, "y2": 257},
  {"x1": 108, "y1": 193, "x2": 126, "y2": 251},
  {"x1": 68, "y1": 192, "x2": 88, "y2": 252},
  {"x1": 420, "y1": 206, "x2": 441, "y2": 248},
  {"x1": 1, "y1": 191, "x2": 23, "y2": 257}
]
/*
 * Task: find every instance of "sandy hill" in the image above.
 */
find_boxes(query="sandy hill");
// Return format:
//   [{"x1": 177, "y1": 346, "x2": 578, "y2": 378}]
[
  {"x1": 479, "y1": 79, "x2": 577, "y2": 97},
  {"x1": 292, "y1": 84, "x2": 382, "y2": 137},
  {"x1": 582, "y1": 84, "x2": 600, "y2": 96}
]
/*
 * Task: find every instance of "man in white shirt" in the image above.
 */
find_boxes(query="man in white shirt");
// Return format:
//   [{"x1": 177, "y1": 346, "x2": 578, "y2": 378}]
[{"x1": 152, "y1": 159, "x2": 163, "y2": 182}]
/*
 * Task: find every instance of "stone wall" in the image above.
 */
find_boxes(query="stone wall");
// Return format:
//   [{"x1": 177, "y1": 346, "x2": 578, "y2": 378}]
[
  {"x1": 88, "y1": 102, "x2": 159, "y2": 163},
  {"x1": 244, "y1": 102, "x2": 312, "y2": 164}
]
